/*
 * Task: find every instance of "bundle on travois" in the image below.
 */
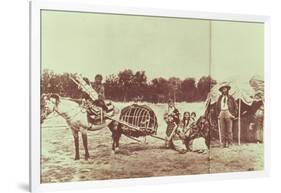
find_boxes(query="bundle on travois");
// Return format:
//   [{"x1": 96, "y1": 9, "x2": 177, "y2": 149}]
[{"x1": 118, "y1": 104, "x2": 158, "y2": 137}]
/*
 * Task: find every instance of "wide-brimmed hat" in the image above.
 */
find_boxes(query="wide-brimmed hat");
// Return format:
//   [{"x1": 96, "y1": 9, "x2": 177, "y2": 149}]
[{"x1": 219, "y1": 84, "x2": 231, "y2": 92}]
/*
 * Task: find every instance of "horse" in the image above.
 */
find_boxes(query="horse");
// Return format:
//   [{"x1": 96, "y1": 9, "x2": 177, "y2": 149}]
[
  {"x1": 177, "y1": 116, "x2": 210, "y2": 151},
  {"x1": 41, "y1": 94, "x2": 113, "y2": 160}
]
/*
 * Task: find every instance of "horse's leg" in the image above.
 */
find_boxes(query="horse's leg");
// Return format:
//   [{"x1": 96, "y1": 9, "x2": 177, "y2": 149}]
[
  {"x1": 115, "y1": 135, "x2": 120, "y2": 151},
  {"x1": 72, "y1": 129, "x2": 80, "y2": 160},
  {"x1": 112, "y1": 137, "x2": 116, "y2": 153},
  {"x1": 81, "y1": 129, "x2": 90, "y2": 160},
  {"x1": 108, "y1": 121, "x2": 118, "y2": 154}
]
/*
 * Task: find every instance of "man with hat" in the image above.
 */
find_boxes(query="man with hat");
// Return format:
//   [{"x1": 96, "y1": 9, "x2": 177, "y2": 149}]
[{"x1": 216, "y1": 83, "x2": 238, "y2": 148}]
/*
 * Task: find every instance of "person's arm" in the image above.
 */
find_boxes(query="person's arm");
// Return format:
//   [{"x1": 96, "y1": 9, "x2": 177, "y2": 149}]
[
  {"x1": 228, "y1": 96, "x2": 238, "y2": 119},
  {"x1": 101, "y1": 85, "x2": 105, "y2": 98},
  {"x1": 98, "y1": 85, "x2": 105, "y2": 100},
  {"x1": 216, "y1": 96, "x2": 221, "y2": 116},
  {"x1": 232, "y1": 96, "x2": 238, "y2": 117}
]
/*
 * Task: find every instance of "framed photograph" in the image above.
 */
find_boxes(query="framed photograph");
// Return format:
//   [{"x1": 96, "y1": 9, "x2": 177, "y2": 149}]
[{"x1": 30, "y1": 1, "x2": 270, "y2": 192}]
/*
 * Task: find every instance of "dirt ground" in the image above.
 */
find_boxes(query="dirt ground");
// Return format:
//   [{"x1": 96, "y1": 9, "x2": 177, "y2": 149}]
[{"x1": 41, "y1": 102, "x2": 264, "y2": 183}]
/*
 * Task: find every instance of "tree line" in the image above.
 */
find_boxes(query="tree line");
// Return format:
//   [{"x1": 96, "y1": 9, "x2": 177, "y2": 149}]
[{"x1": 41, "y1": 69, "x2": 216, "y2": 103}]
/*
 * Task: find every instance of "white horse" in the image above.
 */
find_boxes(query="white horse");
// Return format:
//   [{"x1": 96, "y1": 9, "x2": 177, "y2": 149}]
[{"x1": 41, "y1": 94, "x2": 113, "y2": 160}]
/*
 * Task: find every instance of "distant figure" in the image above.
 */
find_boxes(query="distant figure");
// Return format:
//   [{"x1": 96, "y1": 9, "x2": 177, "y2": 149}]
[
  {"x1": 179, "y1": 111, "x2": 194, "y2": 135},
  {"x1": 167, "y1": 99, "x2": 180, "y2": 125},
  {"x1": 163, "y1": 113, "x2": 176, "y2": 147},
  {"x1": 82, "y1": 74, "x2": 109, "y2": 124},
  {"x1": 178, "y1": 112, "x2": 192, "y2": 151},
  {"x1": 181, "y1": 112, "x2": 191, "y2": 131},
  {"x1": 91, "y1": 74, "x2": 108, "y2": 111},
  {"x1": 190, "y1": 112, "x2": 197, "y2": 126},
  {"x1": 164, "y1": 114, "x2": 185, "y2": 152},
  {"x1": 255, "y1": 105, "x2": 264, "y2": 143},
  {"x1": 164, "y1": 100, "x2": 181, "y2": 151},
  {"x1": 165, "y1": 114, "x2": 178, "y2": 138},
  {"x1": 92, "y1": 74, "x2": 105, "y2": 100},
  {"x1": 216, "y1": 84, "x2": 238, "y2": 148}
]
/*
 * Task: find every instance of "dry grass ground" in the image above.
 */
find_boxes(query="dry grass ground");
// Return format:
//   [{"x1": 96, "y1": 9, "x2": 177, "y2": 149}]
[{"x1": 41, "y1": 102, "x2": 263, "y2": 183}]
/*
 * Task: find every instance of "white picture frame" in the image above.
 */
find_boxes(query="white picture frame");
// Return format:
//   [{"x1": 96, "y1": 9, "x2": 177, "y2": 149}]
[{"x1": 30, "y1": 1, "x2": 271, "y2": 192}]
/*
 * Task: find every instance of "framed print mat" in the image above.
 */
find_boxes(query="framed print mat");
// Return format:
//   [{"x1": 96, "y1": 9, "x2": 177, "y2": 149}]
[{"x1": 30, "y1": 1, "x2": 270, "y2": 192}]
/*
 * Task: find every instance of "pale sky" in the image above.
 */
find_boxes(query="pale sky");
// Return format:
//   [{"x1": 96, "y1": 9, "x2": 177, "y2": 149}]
[
  {"x1": 211, "y1": 21, "x2": 264, "y2": 82},
  {"x1": 41, "y1": 10, "x2": 264, "y2": 82}
]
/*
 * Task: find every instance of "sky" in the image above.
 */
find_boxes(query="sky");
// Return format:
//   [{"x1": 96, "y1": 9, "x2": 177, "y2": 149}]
[
  {"x1": 211, "y1": 21, "x2": 264, "y2": 82},
  {"x1": 41, "y1": 10, "x2": 264, "y2": 82}
]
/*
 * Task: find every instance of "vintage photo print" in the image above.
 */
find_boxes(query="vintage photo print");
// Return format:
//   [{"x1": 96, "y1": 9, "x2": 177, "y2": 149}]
[{"x1": 40, "y1": 10, "x2": 264, "y2": 183}]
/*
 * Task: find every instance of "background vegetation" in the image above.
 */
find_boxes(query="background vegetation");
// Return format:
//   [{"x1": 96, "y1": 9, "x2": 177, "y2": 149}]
[{"x1": 41, "y1": 69, "x2": 216, "y2": 103}]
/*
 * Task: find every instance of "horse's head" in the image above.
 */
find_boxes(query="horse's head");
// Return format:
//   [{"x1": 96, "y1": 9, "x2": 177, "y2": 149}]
[
  {"x1": 40, "y1": 94, "x2": 60, "y2": 124},
  {"x1": 195, "y1": 116, "x2": 210, "y2": 138},
  {"x1": 196, "y1": 116, "x2": 209, "y2": 129}
]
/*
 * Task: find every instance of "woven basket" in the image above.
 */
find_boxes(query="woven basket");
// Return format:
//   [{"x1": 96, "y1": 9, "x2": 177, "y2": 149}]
[{"x1": 119, "y1": 104, "x2": 158, "y2": 137}]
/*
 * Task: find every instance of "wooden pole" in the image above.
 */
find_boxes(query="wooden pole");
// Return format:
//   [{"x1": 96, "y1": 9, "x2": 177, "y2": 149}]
[
  {"x1": 105, "y1": 115, "x2": 141, "y2": 131},
  {"x1": 149, "y1": 135, "x2": 166, "y2": 141},
  {"x1": 218, "y1": 118, "x2": 222, "y2": 145},
  {"x1": 238, "y1": 98, "x2": 241, "y2": 145},
  {"x1": 167, "y1": 125, "x2": 179, "y2": 142},
  {"x1": 124, "y1": 135, "x2": 142, "y2": 143}
]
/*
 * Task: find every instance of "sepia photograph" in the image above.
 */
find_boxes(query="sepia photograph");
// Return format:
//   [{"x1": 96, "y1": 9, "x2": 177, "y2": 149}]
[{"x1": 39, "y1": 9, "x2": 264, "y2": 183}]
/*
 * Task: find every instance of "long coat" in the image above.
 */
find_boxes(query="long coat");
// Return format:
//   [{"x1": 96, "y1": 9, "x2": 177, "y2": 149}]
[{"x1": 216, "y1": 94, "x2": 238, "y2": 117}]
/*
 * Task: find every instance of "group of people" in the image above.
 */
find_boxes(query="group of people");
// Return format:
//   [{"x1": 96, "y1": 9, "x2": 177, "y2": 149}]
[
  {"x1": 163, "y1": 83, "x2": 239, "y2": 153},
  {"x1": 164, "y1": 100, "x2": 197, "y2": 139},
  {"x1": 163, "y1": 99, "x2": 209, "y2": 153},
  {"x1": 82, "y1": 75, "x2": 259, "y2": 152},
  {"x1": 215, "y1": 83, "x2": 263, "y2": 145}
]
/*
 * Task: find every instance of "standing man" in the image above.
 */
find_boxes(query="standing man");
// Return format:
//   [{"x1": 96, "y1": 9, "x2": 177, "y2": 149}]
[{"x1": 216, "y1": 84, "x2": 238, "y2": 148}]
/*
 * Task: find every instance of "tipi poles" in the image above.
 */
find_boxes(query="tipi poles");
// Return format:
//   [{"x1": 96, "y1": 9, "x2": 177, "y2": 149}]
[{"x1": 238, "y1": 98, "x2": 241, "y2": 145}]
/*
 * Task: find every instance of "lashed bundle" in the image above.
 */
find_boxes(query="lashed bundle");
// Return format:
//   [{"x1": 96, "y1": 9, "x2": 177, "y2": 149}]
[{"x1": 119, "y1": 104, "x2": 158, "y2": 137}]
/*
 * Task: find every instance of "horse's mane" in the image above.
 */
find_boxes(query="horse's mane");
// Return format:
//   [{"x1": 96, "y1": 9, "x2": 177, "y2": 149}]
[
  {"x1": 194, "y1": 116, "x2": 209, "y2": 128},
  {"x1": 58, "y1": 97, "x2": 81, "y2": 109}
]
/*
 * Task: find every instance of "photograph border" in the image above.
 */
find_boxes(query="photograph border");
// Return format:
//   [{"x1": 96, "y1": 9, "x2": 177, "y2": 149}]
[{"x1": 30, "y1": 1, "x2": 271, "y2": 192}]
